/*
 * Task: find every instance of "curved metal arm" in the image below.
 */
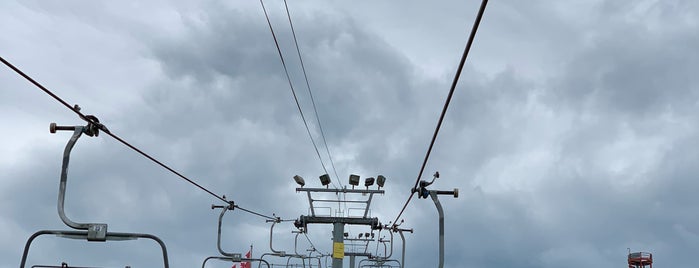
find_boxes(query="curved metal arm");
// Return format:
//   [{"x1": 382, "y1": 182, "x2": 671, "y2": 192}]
[
  {"x1": 57, "y1": 127, "x2": 107, "y2": 236},
  {"x1": 21, "y1": 230, "x2": 169, "y2": 268},
  {"x1": 201, "y1": 256, "x2": 270, "y2": 268},
  {"x1": 397, "y1": 230, "x2": 410, "y2": 268},
  {"x1": 257, "y1": 253, "x2": 272, "y2": 268},
  {"x1": 430, "y1": 191, "x2": 445, "y2": 268},
  {"x1": 294, "y1": 232, "x2": 301, "y2": 256},
  {"x1": 213, "y1": 204, "x2": 240, "y2": 257},
  {"x1": 268, "y1": 220, "x2": 286, "y2": 256},
  {"x1": 267, "y1": 220, "x2": 303, "y2": 258},
  {"x1": 381, "y1": 231, "x2": 394, "y2": 259}
]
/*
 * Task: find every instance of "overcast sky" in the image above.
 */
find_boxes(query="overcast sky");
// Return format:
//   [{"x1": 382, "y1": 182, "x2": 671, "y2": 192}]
[{"x1": 1, "y1": 0, "x2": 698, "y2": 267}]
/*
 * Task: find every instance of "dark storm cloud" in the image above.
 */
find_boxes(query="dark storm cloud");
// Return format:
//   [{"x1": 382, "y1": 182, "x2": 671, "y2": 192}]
[
  {"x1": 550, "y1": 23, "x2": 699, "y2": 117},
  {"x1": 419, "y1": 1, "x2": 699, "y2": 267},
  {"x1": 2, "y1": 0, "x2": 699, "y2": 268}
]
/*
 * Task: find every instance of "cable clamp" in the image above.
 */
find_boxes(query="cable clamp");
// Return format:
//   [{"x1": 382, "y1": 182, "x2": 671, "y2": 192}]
[{"x1": 73, "y1": 104, "x2": 110, "y2": 136}]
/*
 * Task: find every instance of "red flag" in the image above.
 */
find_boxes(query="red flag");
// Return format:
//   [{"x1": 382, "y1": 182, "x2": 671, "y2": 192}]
[
  {"x1": 240, "y1": 246, "x2": 252, "y2": 268},
  {"x1": 240, "y1": 249, "x2": 251, "y2": 268}
]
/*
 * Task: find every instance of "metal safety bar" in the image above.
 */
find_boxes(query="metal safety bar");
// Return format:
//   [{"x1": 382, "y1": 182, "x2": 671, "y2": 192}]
[
  {"x1": 31, "y1": 264, "x2": 106, "y2": 268},
  {"x1": 20, "y1": 230, "x2": 169, "y2": 268},
  {"x1": 374, "y1": 231, "x2": 394, "y2": 260},
  {"x1": 358, "y1": 258, "x2": 400, "y2": 268}
]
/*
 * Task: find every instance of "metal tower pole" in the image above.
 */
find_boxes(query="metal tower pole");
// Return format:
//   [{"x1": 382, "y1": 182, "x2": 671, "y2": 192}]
[
  {"x1": 399, "y1": 231, "x2": 406, "y2": 268},
  {"x1": 332, "y1": 222, "x2": 345, "y2": 268}
]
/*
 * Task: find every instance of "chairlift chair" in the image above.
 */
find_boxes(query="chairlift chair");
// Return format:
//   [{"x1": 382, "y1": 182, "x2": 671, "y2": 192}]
[{"x1": 20, "y1": 121, "x2": 169, "y2": 268}]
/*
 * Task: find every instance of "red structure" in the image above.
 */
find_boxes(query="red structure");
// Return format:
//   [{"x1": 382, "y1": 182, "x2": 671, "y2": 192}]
[{"x1": 628, "y1": 252, "x2": 652, "y2": 268}]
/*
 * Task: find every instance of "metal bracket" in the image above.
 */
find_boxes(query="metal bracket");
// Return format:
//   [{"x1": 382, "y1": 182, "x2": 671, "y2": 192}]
[{"x1": 87, "y1": 224, "x2": 108, "y2": 242}]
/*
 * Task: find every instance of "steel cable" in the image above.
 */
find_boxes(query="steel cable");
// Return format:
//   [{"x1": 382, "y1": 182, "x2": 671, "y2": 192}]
[{"x1": 391, "y1": 0, "x2": 489, "y2": 225}]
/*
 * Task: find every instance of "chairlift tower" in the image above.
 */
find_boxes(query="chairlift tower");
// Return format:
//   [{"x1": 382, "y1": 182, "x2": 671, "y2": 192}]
[{"x1": 293, "y1": 174, "x2": 386, "y2": 268}]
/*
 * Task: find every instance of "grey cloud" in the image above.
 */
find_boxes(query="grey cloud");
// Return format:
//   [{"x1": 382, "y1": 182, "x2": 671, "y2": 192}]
[{"x1": 3, "y1": 0, "x2": 699, "y2": 268}]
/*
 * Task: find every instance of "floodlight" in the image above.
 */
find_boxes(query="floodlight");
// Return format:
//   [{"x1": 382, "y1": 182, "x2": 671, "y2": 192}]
[
  {"x1": 358, "y1": 233, "x2": 363, "y2": 238},
  {"x1": 377, "y1": 175, "x2": 386, "y2": 188},
  {"x1": 365, "y1": 177, "x2": 375, "y2": 187},
  {"x1": 349, "y1": 174, "x2": 360, "y2": 188},
  {"x1": 344, "y1": 232, "x2": 349, "y2": 238},
  {"x1": 293, "y1": 175, "x2": 305, "y2": 187},
  {"x1": 365, "y1": 233, "x2": 371, "y2": 238},
  {"x1": 319, "y1": 174, "x2": 331, "y2": 187}
]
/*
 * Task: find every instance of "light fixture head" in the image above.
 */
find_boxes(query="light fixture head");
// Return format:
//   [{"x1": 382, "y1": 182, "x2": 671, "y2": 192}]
[
  {"x1": 358, "y1": 233, "x2": 363, "y2": 238},
  {"x1": 377, "y1": 175, "x2": 386, "y2": 188},
  {"x1": 349, "y1": 174, "x2": 360, "y2": 186},
  {"x1": 364, "y1": 177, "x2": 375, "y2": 187},
  {"x1": 319, "y1": 174, "x2": 331, "y2": 187},
  {"x1": 293, "y1": 175, "x2": 305, "y2": 187},
  {"x1": 366, "y1": 232, "x2": 371, "y2": 238}
]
